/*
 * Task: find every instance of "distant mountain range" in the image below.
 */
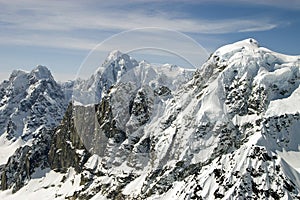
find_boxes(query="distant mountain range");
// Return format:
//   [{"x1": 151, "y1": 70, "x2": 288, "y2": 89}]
[{"x1": 0, "y1": 38, "x2": 300, "y2": 199}]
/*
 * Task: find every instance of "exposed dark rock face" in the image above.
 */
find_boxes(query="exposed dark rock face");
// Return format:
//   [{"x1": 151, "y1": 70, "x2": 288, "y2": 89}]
[
  {"x1": 95, "y1": 96, "x2": 127, "y2": 144},
  {"x1": 129, "y1": 88, "x2": 152, "y2": 126},
  {"x1": 48, "y1": 104, "x2": 91, "y2": 173},
  {"x1": 1, "y1": 128, "x2": 51, "y2": 192}
]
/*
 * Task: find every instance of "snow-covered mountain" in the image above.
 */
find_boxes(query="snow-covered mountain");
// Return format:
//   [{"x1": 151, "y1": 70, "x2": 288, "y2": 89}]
[
  {"x1": 72, "y1": 50, "x2": 139, "y2": 105},
  {"x1": 1, "y1": 39, "x2": 300, "y2": 199},
  {"x1": 0, "y1": 50, "x2": 195, "y2": 196},
  {"x1": 0, "y1": 65, "x2": 68, "y2": 165},
  {"x1": 72, "y1": 50, "x2": 193, "y2": 106}
]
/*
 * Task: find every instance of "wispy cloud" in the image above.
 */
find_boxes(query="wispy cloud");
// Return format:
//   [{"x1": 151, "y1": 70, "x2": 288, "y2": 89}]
[
  {"x1": 0, "y1": 0, "x2": 283, "y2": 51},
  {"x1": 229, "y1": 0, "x2": 300, "y2": 10},
  {"x1": 239, "y1": 24, "x2": 278, "y2": 33},
  {"x1": 0, "y1": 1, "x2": 277, "y2": 33},
  {"x1": 125, "y1": 0, "x2": 300, "y2": 10},
  {"x1": 0, "y1": 34, "x2": 97, "y2": 51}
]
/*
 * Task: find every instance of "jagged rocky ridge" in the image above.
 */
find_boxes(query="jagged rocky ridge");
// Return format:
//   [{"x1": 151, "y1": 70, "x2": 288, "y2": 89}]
[
  {"x1": 0, "y1": 50, "x2": 194, "y2": 197},
  {"x1": 0, "y1": 39, "x2": 300, "y2": 199},
  {"x1": 0, "y1": 65, "x2": 69, "y2": 169},
  {"x1": 0, "y1": 66, "x2": 68, "y2": 141},
  {"x1": 0, "y1": 66, "x2": 70, "y2": 192}
]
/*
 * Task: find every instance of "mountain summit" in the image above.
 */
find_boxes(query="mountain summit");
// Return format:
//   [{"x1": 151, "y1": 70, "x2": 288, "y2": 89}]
[
  {"x1": 72, "y1": 50, "x2": 139, "y2": 105},
  {"x1": 0, "y1": 65, "x2": 68, "y2": 167},
  {"x1": 0, "y1": 39, "x2": 300, "y2": 199},
  {"x1": 29, "y1": 65, "x2": 54, "y2": 80}
]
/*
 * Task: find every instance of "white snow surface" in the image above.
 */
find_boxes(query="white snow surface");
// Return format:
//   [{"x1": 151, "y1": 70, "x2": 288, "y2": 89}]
[
  {"x1": 0, "y1": 168, "x2": 82, "y2": 200},
  {"x1": 0, "y1": 135, "x2": 27, "y2": 164}
]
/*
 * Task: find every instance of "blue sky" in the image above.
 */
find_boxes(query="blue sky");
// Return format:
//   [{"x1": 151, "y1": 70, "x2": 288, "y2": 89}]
[{"x1": 0, "y1": 0, "x2": 299, "y2": 81}]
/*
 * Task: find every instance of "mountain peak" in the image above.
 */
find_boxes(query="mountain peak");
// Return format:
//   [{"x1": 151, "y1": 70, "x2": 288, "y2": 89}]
[
  {"x1": 103, "y1": 50, "x2": 138, "y2": 67},
  {"x1": 106, "y1": 50, "x2": 124, "y2": 62},
  {"x1": 232, "y1": 38, "x2": 260, "y2": 48},
  {"x1": 101, "y1": 50, "x2": 139, "y2": 73},
  {"x1": 214, "y1": 38, "x2": 259, "y2": 58},
  {"x1": 30, "y1": 65, "x2": 53, "y2": 80},
  {"x1": 9, "y1": 70, "x2": 27, "y2": 80}
]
